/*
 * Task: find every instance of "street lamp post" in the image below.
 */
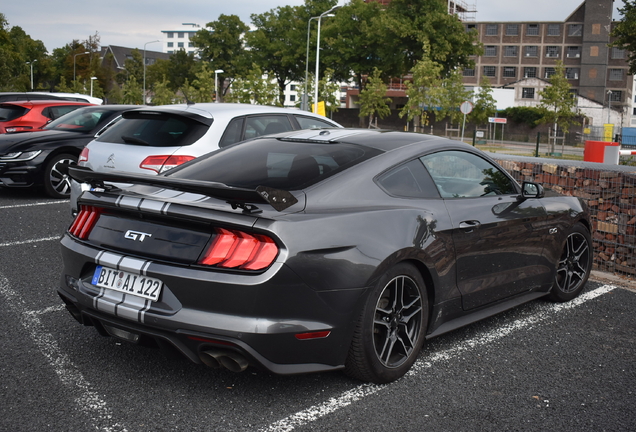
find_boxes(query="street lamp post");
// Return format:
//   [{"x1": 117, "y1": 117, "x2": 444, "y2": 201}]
[
  {"x1": 90, "y1": 77, "x2": 97, "y2": 97},
  {"x1": 26, "y1": 59, "x2": 37, "y2": 90},
  {"x1": 73, "y1": 51, "x2": 90, "y2": 87},
  {"x1": 144, "y1": 40, "x2": 160, "y2": 103},
  {"x1": 214, "y1": 69, "x2": 224, "y2": 103},
  {"x1": 303, "y1": 16, "x2": 319, "y2": 111},
  {"x1": 607, "y1": 90, "x2": 613, "y2": 124},
  {"x1": 313, "y1": 5, "x2": 340, "y2": 114}
]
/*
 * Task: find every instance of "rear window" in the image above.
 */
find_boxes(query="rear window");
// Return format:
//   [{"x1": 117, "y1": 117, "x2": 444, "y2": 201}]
[
  {"x1": 45, "y1": 108, "x2": 115, "y2": 132},
  {"x1": 41, "y1": 105, "x2": 84, "y2": 121},
  {"x1": 168, "y1": 138, "x2": 381, "y2": 190},
  {"x1": 0, "y1": 105, "x2": 28, "y2": 122},
  {"x1": 295, "y1": 115, "x2": 337, "y2": 129},
  {"x1": 95, "y1": 113, "x2": 209, "y2": 147}
]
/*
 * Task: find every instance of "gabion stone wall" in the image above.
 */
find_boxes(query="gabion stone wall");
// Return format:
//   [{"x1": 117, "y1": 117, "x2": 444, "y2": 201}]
[{"x1": 492, "y1": 154, "x2": 636, "y2": 278}]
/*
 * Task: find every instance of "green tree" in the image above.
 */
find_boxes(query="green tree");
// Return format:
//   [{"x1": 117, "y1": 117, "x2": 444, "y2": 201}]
[
  {"x1": 610, "y1": 0, "x2": 636, "y2": 74},
  {"x1": 151, "y1": 75, "x2": 177, "y2": 105},
  {"x1": 469, "y1": 77, "x2": 497, "y2": 126},
  {"x1": 384, "y1": 0, "x2": 481, "y2": 77},
  {"x1": 122, "y1": 74, "x2": 143, "y2": 105},
  {"x1": 359, "y1": 68, "x2": 392, "y2": 128},
  {"x1": 191, "y1": 14, "x2": 250, "y2": 100},
  {"x1": 435, "y1": 68, "x2": 471, "y2": 124},
  {"x1": 183, "y1": 65, "x2": 216, "y2": 102},
  {"x1": 400, "y1": 50, "x2": 445, "y2": 129},
  {"x1": 167, "y1": 50, "x2": 197, "y2": 95},
  {"x1": 321, "y1": 0, "x2": 387, "y2": 90},
  {"x1": 225, "y1": 64, "x2": 280, "y2": 105},
  {"x1": 538, "y1": 61, "x2": 578, "y2": 152}
]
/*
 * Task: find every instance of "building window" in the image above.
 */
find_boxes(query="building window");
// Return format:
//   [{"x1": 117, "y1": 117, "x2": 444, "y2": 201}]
[
  {"x1": 524, "y1": 67, "x2": 537, "y2": 78},
  {"x1": 609, "y1": 91, "x2": 622, "y2": 102},
  {"x1": 167, "y1": 50, "x2": 174, "y2": 54},
  {"x1": 289, "y1": 95, "x2": 296, "y2": 102},
  {"x1": 485, "y1": 24, "x2": 498, "y2": 36},
  {"x1": 546, "y1": 46, "x2": 560, "y2": 58},
  {"x1": 189, "y1": 42, "x2": 194, "y2": 48},
  {"x1": 504, "y1": 46, "x2": 518, "y2": 57},
  {"x1": 544, "y1": 67, "x2": 556, "y2": 78},
  {"x1": 466, "y1": 24, "x2": 476, "y2": 31},
  {"x1": 612, "y1": 47, "x2": 626, "y2": 59},
  {"x1": 566, "y1": 68, "x2": 579, "y2": 79},
  {"x1": 178, "y1": 32, "x2": 184, "y2": 38},
  {"x1": 506, "y1": 24, "x2": 519, "y2": 36},
  {"x1": 503, "y1": 67, "x2": 517, "y2": 78},
  {"x1": 484, "y1": 46, "x2": 497, "y2": 57},
  {"x1": 568, "y1": 24, "x2": 582, "y2": 36},
  {"x1": 289, "y1": 84, "x2": 296, "y2": 91},
  {"x1": 609, "y1": 69, "x2": 624, "y2": 81},
  {"x1": 524, "y1": 46, "x2": 538, "y2": 57},
  {"x1": 177, "y1": 42, "x2": 184, "y2": 48},
  {"x1": 547, "y1": 24, "x2": 560, "y2": 36},
  {"x1": 167, "y1": 42, "x2": 173, "y2": 48},
  {"x1": 483, "y1": 66, "x2": 496, "y2": 77},
  {"x1": 463, "y1": 68, "x2": 476, "y2": 77},
  {"x1": 145, "y1": 58, "x2": 155, "y2": 66},
  {"x1": 522, "y1": 88, "x2": 535, "y2": 99},
  {"x1": 567, "y1": 46, "x2": 581, "y2": 58},
  {"x1": 526, "y1": 24, "x2": 539, "y2": 36},
  {"x1": 167, "y1": 32, "x2": 174, "y2": 38}
]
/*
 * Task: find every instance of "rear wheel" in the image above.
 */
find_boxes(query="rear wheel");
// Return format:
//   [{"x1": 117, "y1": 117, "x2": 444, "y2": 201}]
[
  {"x1": 345, "y1": 263, "x2": 428, "y2": 383},
  {"x1": 549, "y1": 223, "x2": 592, "y2": 302},
  {"x1": 43, "y1": 153, "x2": 77, "y2": 198}
]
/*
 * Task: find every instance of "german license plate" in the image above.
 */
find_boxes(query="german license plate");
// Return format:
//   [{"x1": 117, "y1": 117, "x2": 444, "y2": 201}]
[{"x1": 92, "y1": 265, "x2": 162, "y2": 302}]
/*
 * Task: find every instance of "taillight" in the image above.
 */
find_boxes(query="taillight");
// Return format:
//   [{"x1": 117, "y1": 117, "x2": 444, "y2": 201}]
[
  {"x1": 139, "y1": 155, "x2": 195, "y2": 173},
  {"x1": 78, "y1": 147, "x2": 89, "y2": 164},
  {"x1": 68, "y1": 206, "x2": 102, "y2": 239},
  {"x1": 198, "y1": 228, "x2": 279, "y2": 271}
]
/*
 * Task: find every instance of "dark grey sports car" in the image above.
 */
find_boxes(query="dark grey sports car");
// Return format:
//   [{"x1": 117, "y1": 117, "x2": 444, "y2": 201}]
[{"x1": 58, "y1": 129, "x2": 592, "y2": 383}]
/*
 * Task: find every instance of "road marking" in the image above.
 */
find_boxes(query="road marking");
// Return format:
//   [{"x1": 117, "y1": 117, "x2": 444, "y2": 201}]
[
  {"x1": 0, "y1": 236, "x2": 61, "y2": 247},
  {"x1": 0, "y1": 275, "x2": 127, "y2": 432},
  {"x1": 0, "y1": 200, "x2": 69, "y2": 210},
  {"x1": 24, "y1": 304, "x2": 66, "y2": 317},
  {"x1": 261, "y1": 285, "x2": 617, "y2": 432}
]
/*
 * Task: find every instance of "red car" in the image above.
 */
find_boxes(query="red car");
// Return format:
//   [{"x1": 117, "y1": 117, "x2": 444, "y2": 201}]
[{"x1": 0, "y1": 100, "x2": 94, "y2": 133}]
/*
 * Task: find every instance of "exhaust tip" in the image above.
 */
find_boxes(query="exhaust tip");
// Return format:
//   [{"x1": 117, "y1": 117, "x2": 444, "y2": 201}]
[{"x1": 200, "y1": 349, "x2": 249, "y2": 372}]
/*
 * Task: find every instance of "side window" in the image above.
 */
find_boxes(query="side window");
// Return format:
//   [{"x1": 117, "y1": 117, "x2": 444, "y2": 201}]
[
  {"x1": 244, "y1": 115, "x2": 293, "y2": 140},
  {"x1": 295, "y1": 115, "x2": 336, "y2": 129},
  {"x1": 219, "y1": 117, "x2": 245, "y2": 147},
  {"x1": 377, "y1": 159, "x2": 439, "y2": 198},
  {"x1": 420, "y1": 151, "x2": 516, "y2": 198}
]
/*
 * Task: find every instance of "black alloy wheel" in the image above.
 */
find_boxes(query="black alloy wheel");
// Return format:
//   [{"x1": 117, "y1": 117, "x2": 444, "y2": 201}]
[
  {"x1": 549, "y1": 223, "x2": 592, "y2": 302},
  {"x1": 345, "y1": 263, "x2": 428, "y2": 383},
  {"x1": 43, "y1": 153, "x2": 77, "y2": 198}
]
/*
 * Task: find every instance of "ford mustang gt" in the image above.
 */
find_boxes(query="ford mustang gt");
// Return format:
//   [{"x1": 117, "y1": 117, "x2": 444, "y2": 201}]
[{"x1": 58, "y1": 129, "x2": 592, "y2": 383}]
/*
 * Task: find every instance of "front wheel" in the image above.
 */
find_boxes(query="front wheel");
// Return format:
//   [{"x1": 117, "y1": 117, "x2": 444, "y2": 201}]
[
  {"x1": 43, "y1": 153, "x2": 77, "y2": 198},
  {"x1": 548, "y1": 223, "x2": 592, "y2": 302},
  {"x1": 344, "y1": 263, "x2": 428, "y2": 383}
]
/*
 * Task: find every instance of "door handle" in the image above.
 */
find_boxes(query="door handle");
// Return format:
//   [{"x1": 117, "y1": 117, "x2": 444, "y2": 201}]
[{"x1": 459, "y1": 220, "x2": 481, "y2": 232}]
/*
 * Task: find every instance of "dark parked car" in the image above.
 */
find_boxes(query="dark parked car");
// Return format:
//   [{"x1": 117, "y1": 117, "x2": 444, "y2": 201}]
[
  {"x1": 58, "y1": 129, "x2": 592, "y2": 383},
  {"x1": 0, "y1": 105, "x2": 135, "y2": 198}
]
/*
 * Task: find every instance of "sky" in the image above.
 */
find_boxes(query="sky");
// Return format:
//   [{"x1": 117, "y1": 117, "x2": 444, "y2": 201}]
[{"x1": 1, "y1": 0, "x2": 627, "y2": 53}]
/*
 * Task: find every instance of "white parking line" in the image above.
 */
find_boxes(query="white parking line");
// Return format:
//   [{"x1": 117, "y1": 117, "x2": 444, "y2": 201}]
[
  {"x1": 0, "y1": 275, "x2": 128, "y2": 432},
  {"x1": 0, "y1": 200, "x2": 69, "y2": 210},
  {"x1": 0, "y1": 236, "x2": 61, "y2": 247},
  {"x1": 261, "y1": 285, "x2": 617, "y2": 432}
]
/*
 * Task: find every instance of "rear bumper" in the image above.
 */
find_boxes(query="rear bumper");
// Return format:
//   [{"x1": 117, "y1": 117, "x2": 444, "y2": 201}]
[{"x1": 58, "y1": 234, "x2": 367, "y2": 374}]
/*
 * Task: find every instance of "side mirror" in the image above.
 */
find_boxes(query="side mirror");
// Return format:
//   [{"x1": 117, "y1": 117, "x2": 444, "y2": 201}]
[{"x1": 521, "y1": 181, "x2": 544, "y2": 199}]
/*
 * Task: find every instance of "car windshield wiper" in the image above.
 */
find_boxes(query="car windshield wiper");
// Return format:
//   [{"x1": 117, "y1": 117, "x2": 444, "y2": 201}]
[{"x1": 121, "y1": 135, "x2": 150, "y2": 146}]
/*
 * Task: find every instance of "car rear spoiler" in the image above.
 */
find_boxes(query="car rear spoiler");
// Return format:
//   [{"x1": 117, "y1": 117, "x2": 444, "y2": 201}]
[{"x1": 61, "y1": 164, "x2": 298, "y2": 213}]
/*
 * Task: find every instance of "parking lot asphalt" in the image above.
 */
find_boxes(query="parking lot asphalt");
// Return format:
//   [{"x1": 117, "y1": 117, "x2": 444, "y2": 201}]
[{"x1": 1, "y1": 188, "x2": 635, "y2": 432}]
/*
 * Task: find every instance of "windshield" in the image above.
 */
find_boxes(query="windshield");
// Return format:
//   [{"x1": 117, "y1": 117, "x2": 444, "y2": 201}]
[
  {"x1": 168, "y1": 138, "x2": 381, "y2": 190},
  {"x1": 44, "y1": 108, "x2": 116, "y2": 132}
]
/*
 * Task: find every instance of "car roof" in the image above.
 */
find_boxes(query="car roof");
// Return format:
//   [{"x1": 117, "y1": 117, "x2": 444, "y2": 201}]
[
  {"x1": 266, "y1": 128, "x2": 445, "y2": 152},
  {"x1": 126, "y1": 103, "x2": 335, "y2": 122},
  {"x1": 0, "y1": 100, "x2": 93, "y2": 107}
]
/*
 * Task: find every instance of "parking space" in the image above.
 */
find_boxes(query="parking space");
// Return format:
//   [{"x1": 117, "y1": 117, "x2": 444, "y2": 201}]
[{"x1": 1, "y1": 190, "x2": 635, "y2": 432}]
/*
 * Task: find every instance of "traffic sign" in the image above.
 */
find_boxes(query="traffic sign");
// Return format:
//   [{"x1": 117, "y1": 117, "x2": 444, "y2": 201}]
[
  {"x1": 460, "y1": 101, "x2": 473, "y2": 115},
  {"x1": 488, "y1": 117, "x2": 507, "y2": 124}
]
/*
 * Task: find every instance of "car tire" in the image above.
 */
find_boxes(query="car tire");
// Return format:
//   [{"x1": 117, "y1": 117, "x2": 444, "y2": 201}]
[
  {"x1": 548, "y1": 223, "x2": 592, "y2": 302},
  {"x1": 43, "y1": 153, "x2": 77, "y2": 199},
  {"x1": 344, "y1": 263, "x2": 428, "y2": 383}
]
